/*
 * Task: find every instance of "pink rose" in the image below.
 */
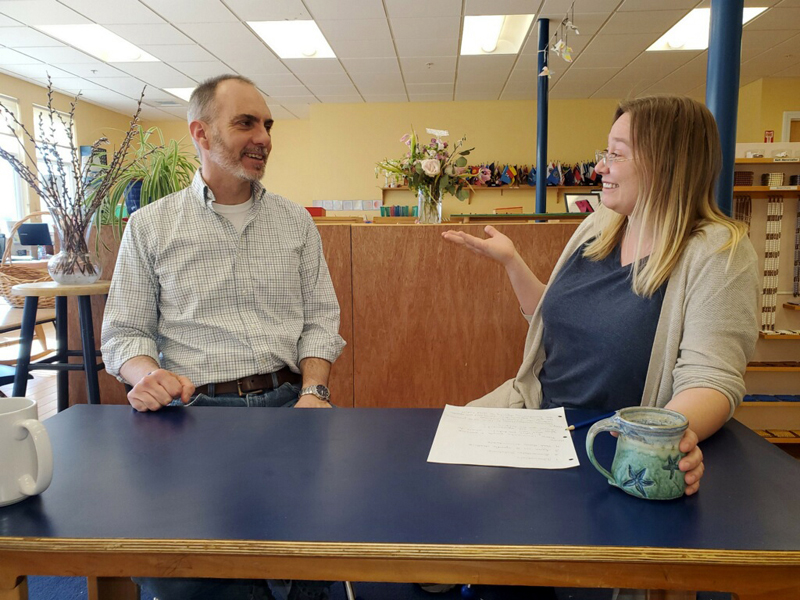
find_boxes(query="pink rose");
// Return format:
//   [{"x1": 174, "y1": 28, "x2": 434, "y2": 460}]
[{"x1": 420, "y1": 159, "x2": 441, "y2": 177}]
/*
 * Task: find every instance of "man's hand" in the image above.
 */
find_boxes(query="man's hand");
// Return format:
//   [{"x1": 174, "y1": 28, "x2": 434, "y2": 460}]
[
  {"x1": 678, "y1": 428, "x2": 704, "y2": 496},
  {"x1": 295, "y1": 394, "x2": 332, "y2": 409},
  {"x1": 128, "y1": 369, "x2": 195, "y2": 412}
]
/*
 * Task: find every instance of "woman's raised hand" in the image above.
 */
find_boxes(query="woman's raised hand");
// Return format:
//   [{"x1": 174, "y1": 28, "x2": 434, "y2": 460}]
[{"x1": 441, "y1": 225, "x2": 517, "y2": 267}]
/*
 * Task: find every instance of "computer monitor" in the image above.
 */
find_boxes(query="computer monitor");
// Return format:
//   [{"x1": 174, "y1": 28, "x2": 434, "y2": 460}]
[{"x1": 16, "y1": 223, "x2": 53, "y2": 247}]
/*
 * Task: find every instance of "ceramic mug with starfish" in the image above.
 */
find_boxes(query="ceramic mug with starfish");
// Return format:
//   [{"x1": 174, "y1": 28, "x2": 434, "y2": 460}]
[{"x1": 585, "y1": 407, "x2": 688, "y2": 500}]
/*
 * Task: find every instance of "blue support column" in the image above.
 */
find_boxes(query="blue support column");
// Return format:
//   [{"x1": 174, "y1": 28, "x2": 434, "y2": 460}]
[
  {"x1": 706, "y1": 0, "x2": 743, "y2": 217},
  {"x1": 535, "y1": 18, "x2": 549, "y2": 214}
]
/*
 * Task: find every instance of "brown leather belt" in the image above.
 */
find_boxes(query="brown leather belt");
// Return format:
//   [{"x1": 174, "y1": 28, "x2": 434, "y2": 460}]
[{"x1": 195, "y1": 367, "x2": 301, "y2": 397}]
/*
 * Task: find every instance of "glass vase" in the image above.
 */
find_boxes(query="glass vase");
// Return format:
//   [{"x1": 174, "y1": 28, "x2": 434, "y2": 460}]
[
  {"x1": 417, "y1": 186, "x2": 443, "y2": 224},
  {"x1": 47, "y1": 208, "x2": 102, "y2": 285}
]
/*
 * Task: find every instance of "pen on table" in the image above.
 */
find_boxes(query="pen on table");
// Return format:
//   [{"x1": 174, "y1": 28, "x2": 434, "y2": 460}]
[{"x1": 567, "y1": 411, "x2": 616, "y2": 431}]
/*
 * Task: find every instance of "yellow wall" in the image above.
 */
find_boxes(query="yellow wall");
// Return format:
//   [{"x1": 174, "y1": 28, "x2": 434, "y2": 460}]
[
  {"x1": 736, "y1": 77, "x2": 800, "y2": 143},
  {"x1": 0, "y1": 72, "x2": 141, "y2": 214},
  {"x1": 736, "y1": 79, "x2": 763, "y2": 143}
]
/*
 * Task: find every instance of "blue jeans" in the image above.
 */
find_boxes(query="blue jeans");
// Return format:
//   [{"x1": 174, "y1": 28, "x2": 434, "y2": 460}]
[{"x1": 135, "y1": 382, "x2": 332, "y2": 600}]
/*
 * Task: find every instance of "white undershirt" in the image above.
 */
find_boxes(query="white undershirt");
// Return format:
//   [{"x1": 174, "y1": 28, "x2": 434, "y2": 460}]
[{"x1": 211, "y1": 199, "x2": 254, "y2": 234}]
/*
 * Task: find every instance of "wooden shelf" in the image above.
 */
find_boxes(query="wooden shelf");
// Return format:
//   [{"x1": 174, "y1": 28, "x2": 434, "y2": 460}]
[
  {"x1": 747, "y1": 362, "x2": 800, "y2": 372},
  {"x1": 733, "y1": 186, "x2": 800, "y2": 192},
  {"x1": 784, "y1": 303, "x2": 800, "y2": 311},
  {"x1": 759, "y1": 331, "x2": 800, "y2": 340},
  {"x1": 735, "y1": 158, "x2": 800, "y2": 164}
]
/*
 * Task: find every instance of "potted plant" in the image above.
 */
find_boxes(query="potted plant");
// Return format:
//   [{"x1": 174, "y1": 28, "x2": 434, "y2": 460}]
[{"x1": 100, "y1": 126, "x2": 198, "y2": 238}]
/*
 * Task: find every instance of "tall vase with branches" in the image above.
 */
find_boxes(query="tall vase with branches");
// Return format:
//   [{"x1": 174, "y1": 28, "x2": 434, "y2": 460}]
[{"x1": 0, "y1": 77, "x2": 145, "y2": 284}]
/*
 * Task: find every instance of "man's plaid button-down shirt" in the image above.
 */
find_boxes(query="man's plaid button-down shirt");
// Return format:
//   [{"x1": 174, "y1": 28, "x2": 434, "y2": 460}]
[{"x1": 101, "y1": 170, "x2": 345, "y2": 386}]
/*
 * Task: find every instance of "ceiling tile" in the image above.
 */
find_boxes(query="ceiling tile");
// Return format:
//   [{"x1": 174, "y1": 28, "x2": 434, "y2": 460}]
[
  {"x1": 403, "y1": 69, "x2": 455, "y2": 84},
  {"x1": 105, "y1": 23, "x2": 195, "y2": 45},
  {"x1": 395, "y1": 37, "x2": 459, "y2": 57},
  {"x1": 390, "y1": 17, "x2": 461, "y2": 39},
  {"x1": 250, "y1": 75, "x2": 305, "y2": 91},
  {"x1": 303, "y1": 0, "x2": 387, "y2": 20},
  {"x1": 555, "y1": 66, "x2": 619, "y2": 87},
  {"x1": 224, "y1": 0, "x2": 310, "y2": 20},
  {"x1": 532, "y1": 13, "x2": 611, "y2": 38},
  {"x1": 170, "y1": 61, "x2": 233, "y2": 80},
  {"x1": 384, "y1": 0, "x2": 461, "y2": 19},
  {"x1": 265, "y1": 105, "x2": 296, "y2": 120},
  {"x1": 281, "y1": 103, "x2": 311, "y2": 118},
  {"x1": 744, "y1": 7, "x2": 800, "y2": 30},
  {"x1": 304, "y1": 83, "x2": 360, "y2": 96},
  {"x1": 586, "y1": 33, "x2": 661, "y2": 54},
  {"x1": 138, "y1": 105, "x2": 179, "y2": 120},
  {"x1": 457, "y1": 55, "x2": 516, "y2": 83},
  {"x1": 176, "y1": 23, "x2": 279, "y2": 68},
  {"x1": 406, "y1": 83, "x2": 454, "y2": 94},
  {"x1": 141, "y1": 44, "x2": 216, "y2": 62},
  {"x1": 0, "y1": 1, "x2": 89, "y2": 26},
  {"x1": 113, "y1": 61, "x2": 197, "y2": 87},
  {"x1": 18, "y1": 46, "x2": 97, "y2": 64},
  {"x1": 513, "y1": 53, "x2": 538, "y2": 71},
  {"x1": 618, "y1": 0, "x2": 697, "y2": 9},
  {"x1": 549, "y1": 80, "x2": 604, "y2": 98},
  {"x1": 400, "y1": 56, "x2": 457, "y2": 72},
  {"x1": 504, "y1": 70, "x2": 537, "y2": 92},
  {"x1": 541, "y1": 0, "x2": 621, "y2": 14},
  {"x1": 409, "y1": 92, "x2": 454, "y2": 102},
  {"x1": 465, "y1": 0, "x2": 537, "y2": 16},
  {"x1": 340, "y1": 57, "x2": 400, "y2": 74},
  {"x1": 296, "y1": 72, "x2": 352, "y2": 88},
  {"x1": 90, "y1": 77, "x2": 149, "y2": 99},
  {"x1": 317, "y1": 18, "x2": 390, "y2": 41},
  {"x1": 771, "y1": 62, "x2": 800, "y2": 77},
  {"x1": 454, "y1": 90, "x2": 500, "y2": 101},
  {"x1": 500, "y1": 90, "x2": 535, "y2": 100},
  {"x1": 360, "y1": 93, "x2": 408, "y2": 102},
  {"x1": 59, "y1": 0, "x2": 165, "y2": 24},
  {"x1": 352, "y1": 78, "x2": 406, "y2": 95},
  {"x1": 329, "y1": 37, "x2": 397, "y2": 59},
  {"x1": 600, "y1": 10, "x2": 687, "y2": 35},
  {"x1": 642, "y1": 56, "x2": 708, "y2": 94},
  {"x1": 455, "y1": 81, "x2": 505, "y2": 95},
  {"x1": 316, "y1": 95, "x2": 363, "y2": 103},
  {"x1": 616, "y1": 51, "x2": 702, "y2": 80},
  {"x1": 0, "y1": 27, "x2": 64, "y2": 47},
  {"x1": 0, "y1": 48, "x2": 44, "y2": 65},
  {"x1": 741, "y1": 30, "x2": 797, "y2": 62},
  {"x1": 2, "y1": 63, "x2": 75, "y2": 80},
  {"x1": 0, "y1": 14, "x2": 22, "y2": 26},
  {"x1": 139, "y1": 0, "x2": 238, "y2": 24},
  {"x1": 283, "y1": 58, "x2": 345, "y2": 75},
  {"x1": 63, "y1": 63, "x2": 126, "y2": 78},
  {"x1": 592, "y1": 78, "x2": 653, "y2": 99}
]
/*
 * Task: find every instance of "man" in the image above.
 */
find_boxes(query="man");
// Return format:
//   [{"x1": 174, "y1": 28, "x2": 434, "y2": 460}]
[{"x1": 101, "y1": 74, "x2": 344, "y2": 600}]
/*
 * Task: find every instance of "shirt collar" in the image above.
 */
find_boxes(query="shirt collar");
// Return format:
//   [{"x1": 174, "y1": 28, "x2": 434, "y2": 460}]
[{"x1": 190, "y1": 168, "x2": 267, "y2": 209}]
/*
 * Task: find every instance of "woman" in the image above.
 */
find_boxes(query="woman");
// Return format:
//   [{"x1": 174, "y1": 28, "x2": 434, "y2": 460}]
[{"x1": 443, "y1": 95, "x2": 759, "y2": 496}]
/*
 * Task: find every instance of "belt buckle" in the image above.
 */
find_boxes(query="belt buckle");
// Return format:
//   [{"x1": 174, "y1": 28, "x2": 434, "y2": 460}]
[{"x1": 237, "y1": 379, "x2": 264, "y2": 397}]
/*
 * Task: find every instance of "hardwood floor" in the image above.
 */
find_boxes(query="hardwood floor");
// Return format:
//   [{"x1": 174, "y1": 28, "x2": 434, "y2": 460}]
[{"x1": 0, "y1": 321, "x2": 58, "y2": 420}]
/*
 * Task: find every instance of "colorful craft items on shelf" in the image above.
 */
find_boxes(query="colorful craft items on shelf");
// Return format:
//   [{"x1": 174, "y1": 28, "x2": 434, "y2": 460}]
[{"x1": 464, "y1": 160, "x2": 602, "y2": 188}]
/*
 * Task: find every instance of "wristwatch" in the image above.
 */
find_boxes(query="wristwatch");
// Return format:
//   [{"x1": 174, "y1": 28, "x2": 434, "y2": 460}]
[{"x1": 299, "y1": 384, "x2": 331, "y2": 402}]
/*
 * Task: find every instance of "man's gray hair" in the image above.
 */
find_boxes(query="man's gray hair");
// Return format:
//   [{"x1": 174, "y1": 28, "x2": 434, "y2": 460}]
[{"x1": 187, "y1": 74, "x2": 256, "y2": 124}]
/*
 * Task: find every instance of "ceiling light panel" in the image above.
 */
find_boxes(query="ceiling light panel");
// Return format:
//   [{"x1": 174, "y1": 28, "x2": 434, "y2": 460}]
[
  {"x1": 460, "y1": 14, "x2": 534, "y2": 55},
  {"x1": 164, "y1": 87, "x2": 194, "y2": 102},
  {"x1": 248, "y1": 21, "x2": 335, "y2": 59},
  {"x1": 36, "y1": 24, "x2": 159, "y2": 62},
  {"x1": 647, "y1": 7, "x2": 767, "y2": 51}
]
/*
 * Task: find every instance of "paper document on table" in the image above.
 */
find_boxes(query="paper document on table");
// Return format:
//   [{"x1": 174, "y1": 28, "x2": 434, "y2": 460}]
[{"x1": 427, "y1": 405, "x2": 579, "y2": 469}]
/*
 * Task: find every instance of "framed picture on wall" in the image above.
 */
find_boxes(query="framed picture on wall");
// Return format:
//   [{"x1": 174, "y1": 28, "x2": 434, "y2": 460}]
[{"x1": 564, "y1": 191, "x2": 602, "y2": 213}]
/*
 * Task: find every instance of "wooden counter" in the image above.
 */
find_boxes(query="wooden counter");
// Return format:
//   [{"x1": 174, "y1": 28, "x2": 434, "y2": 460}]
[{"x1": 71, "y1": 222, "x2": 577, "y2": 408}]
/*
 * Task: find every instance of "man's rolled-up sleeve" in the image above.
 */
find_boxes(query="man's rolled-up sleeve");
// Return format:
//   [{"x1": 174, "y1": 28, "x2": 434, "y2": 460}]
[
  {"x1": 296, "y1": 219, "x2": 345, "y2": 364},
  {"x1": 100, "y1": 213, "x2": 161, "y2": 380}
]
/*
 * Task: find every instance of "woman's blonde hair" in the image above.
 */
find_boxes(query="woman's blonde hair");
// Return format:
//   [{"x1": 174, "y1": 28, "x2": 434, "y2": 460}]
[{"x1": 583, "y1": 95, "x2": 748, "y2": 297}]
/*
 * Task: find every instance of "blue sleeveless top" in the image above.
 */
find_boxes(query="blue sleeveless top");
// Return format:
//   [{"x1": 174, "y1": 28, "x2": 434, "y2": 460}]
[{"x1": 538, "y1": 242, "x2": 666, "y2": 411}]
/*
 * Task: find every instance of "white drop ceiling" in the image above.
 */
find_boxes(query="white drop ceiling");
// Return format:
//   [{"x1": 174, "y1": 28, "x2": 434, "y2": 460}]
[{"x1": 0, "y1": 0, "x2": 798, "y2": 121}]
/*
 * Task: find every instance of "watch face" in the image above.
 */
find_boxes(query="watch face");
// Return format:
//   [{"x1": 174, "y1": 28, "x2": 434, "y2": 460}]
[{"x1": 314, "y1": 384, "x2": 330, "y2": 398}]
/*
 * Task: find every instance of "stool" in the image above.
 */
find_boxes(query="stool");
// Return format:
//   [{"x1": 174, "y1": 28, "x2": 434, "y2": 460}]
[{"x1": 11, "y1": 281, "x2": 110, "y2": 411}]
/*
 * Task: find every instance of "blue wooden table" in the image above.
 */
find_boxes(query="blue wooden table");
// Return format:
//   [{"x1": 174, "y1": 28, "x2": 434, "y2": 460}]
[{"x1": 1, "y1": 405, "x2": 799, "y2": 600}]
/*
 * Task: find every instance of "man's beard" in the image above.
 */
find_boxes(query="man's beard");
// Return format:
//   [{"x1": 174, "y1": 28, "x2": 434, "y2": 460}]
[{"x1": 207, "y1": 130, "x2": 268, "y2": 182}]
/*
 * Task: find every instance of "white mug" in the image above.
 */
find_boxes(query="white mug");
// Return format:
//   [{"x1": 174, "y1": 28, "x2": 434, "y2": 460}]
[{"x1": 0, "y1": 397, "x2": 53, "y2": 507}]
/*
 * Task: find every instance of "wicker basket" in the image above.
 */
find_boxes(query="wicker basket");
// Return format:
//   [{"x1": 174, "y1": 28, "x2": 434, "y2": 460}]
[{"x1": 0, "y1": 212, "x2": 55, "y2": 308}]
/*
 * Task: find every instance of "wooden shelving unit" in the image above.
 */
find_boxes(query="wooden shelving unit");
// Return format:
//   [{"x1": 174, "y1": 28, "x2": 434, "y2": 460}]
[
  {"x1": 758, "y1": 331, "x2": 800, "y2": 340},
  {"x1": 735, "y1": 157, "x2": 800, "y2": 164},
  {"x1": 747, "y1": 362, "x2": 800, "y2": 372},
  {"x1": 784, "y1": 303, "x2": 800, "y2": 311}
]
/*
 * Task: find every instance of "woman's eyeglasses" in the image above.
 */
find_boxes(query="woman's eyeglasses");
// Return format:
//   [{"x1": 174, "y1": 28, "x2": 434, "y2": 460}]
[{"x1": 595, "y1": 150, "x2": 633, "y2": 166}]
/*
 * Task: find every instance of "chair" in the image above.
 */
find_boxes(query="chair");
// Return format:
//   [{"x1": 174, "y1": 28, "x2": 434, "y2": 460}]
[{"x1": 0, "y1": 363, "x2": 31, "y2": 397}]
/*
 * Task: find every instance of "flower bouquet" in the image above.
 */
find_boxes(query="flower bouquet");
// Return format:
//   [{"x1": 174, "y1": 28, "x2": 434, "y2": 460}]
[{"x1": 376, "y1": 128, "x2": 484, "y2": 223}]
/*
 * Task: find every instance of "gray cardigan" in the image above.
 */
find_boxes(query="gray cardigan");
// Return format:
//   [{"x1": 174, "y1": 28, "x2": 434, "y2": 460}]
[{"x1": 470, "y1": 214, "x2": 760, "y2": 418}]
